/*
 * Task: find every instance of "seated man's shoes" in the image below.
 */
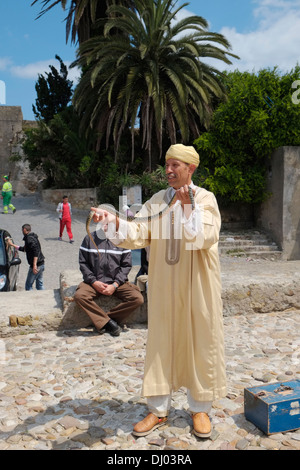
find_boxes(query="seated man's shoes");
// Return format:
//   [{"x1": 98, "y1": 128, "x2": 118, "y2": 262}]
[
  {"x1": 100, "y1": 319, "x2": 121, "y2": 336},
  {"x1": 133, "y1": 413, "x2": 168, "y2": 437},
  {"x1": 192, "y1": 412, "x2": 211, "y2": 438}
]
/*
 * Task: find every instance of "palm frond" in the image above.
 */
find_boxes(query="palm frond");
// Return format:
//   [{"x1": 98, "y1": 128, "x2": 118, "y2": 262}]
[{"x1": 72, "y1": 0, "x2": 239, "y2": 167}]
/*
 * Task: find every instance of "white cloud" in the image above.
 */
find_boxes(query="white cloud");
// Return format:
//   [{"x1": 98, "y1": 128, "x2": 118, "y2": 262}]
[
  {"x1": 172, "y1": 2, "x2": 300, "y2": 73},
  {"x1": 4, "y1": 1, "x2": 300, "y2": 86},
  {"x1": 10, "y1": 60, "x2": 53, "y2": 79},
  {"x1": 221, "y1": 0, "x2": 300, "y2": 72},
  {"x1": 7, "y1": 59, "x2": 80, "y2": 83}
]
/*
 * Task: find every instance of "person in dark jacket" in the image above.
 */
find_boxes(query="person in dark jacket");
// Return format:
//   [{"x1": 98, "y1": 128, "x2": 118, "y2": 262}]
[
  {"x1": 74, "y1": 226, "x2": 144, "y2": 336},
  {"x1": 8, "y1": 223, "x2": 45, "y2": 291}
]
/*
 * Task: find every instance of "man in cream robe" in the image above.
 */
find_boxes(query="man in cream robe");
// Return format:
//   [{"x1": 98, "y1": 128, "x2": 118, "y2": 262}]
[{"x1": 92, "y1": 144, "x2": 226, "y2": 438}]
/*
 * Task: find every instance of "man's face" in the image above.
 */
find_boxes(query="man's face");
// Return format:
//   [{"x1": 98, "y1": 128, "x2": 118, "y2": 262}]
[{"x1": 165, "y1": 158, "x2": 193, "y2": 189}]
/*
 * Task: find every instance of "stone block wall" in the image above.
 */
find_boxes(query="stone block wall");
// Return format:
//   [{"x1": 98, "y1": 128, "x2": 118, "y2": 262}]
[
  {"x1": 256, "y1": 146, "x2": 300, "y2": 260},
  {"x1": 41, "y1": 188, "x2": 98, "y2": 211},
  {"x1": 0, "y1": 106, "x2": 23, "y2": 177},
  {"x1": 219, "y1": 202, "x2": 254, "y2": 230},
  {"x1": 59, "y1": 270, "x2": 147, "y2": 330},
  {"x1": 0, "y1": 106, "x2": 41, "y2": 194}
]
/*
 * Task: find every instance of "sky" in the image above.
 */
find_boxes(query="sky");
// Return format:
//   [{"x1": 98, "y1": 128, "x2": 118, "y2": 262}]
[{"x1": 1, "y1": 0, "x2": 300, "y2": 120}]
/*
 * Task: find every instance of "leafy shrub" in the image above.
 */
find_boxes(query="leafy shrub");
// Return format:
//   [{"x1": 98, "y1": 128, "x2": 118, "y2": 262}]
[{"x1": 194, "y1": 66, "x2": 300, "y2": 203}]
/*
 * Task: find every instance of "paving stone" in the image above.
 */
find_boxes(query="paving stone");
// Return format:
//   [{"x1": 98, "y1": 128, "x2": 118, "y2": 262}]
[{"x1": 0, "y1": 309, "x2": 299, "y2": 450}]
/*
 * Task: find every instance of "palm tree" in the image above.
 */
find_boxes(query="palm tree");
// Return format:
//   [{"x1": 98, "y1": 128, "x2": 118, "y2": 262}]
[
  {"x1": 31, "y1": 0, "x2": 134, "y2": 44},
  {"x1": 72, "y1": 0, "x2": 238, "y2": 168}
]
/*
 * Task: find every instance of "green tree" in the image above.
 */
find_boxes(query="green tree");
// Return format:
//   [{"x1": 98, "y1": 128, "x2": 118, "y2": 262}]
[
  {"x1": 31, "y1": 0, "x2": 135, "y2": 44},
  {"x1": 23, "y1": 106, "x2": 99, "y2": 188},
  {"x1": 32, "y1": 55, "x2": 73, "y2": 122},
  {"x1": 72, "y1": 0, "x2": 237, "y2": 169},
  {"x1": 194, "y1": 66, "x2": 300, "y2": 204}
]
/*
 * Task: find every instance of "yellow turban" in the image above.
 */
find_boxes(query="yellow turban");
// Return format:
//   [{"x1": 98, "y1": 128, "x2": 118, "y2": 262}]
[{"x1": 165, "y1": 144, "x2": 200, "y2": 167}]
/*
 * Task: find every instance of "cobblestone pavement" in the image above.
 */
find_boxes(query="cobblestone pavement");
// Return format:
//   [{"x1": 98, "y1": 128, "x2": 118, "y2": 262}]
[
  {"x1": 1, "y1": 309, "x2": 300, "y2": 451},
  {"x1": 1, "y1": 196, "x2": 300, "y2": 451}
]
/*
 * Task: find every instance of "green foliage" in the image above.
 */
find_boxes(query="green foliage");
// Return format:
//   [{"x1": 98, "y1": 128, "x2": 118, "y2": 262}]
[
  {"x1": 97, "y1": 157, "x2": 168, "y2": 206},
  {"x1": 194, "y1": 66, "x2": 300, "y2": 203},
  {"x1": 72, "y1": 0, "x2": 237, "y2": 167},
  {"x1": 22, "y1": 106, "x2": 100, "y2": 189},
  {"x1": 32, "y1": 55, "x2": 73, "y2": 123},
  {"x1": 138, "y1": 166, "x2": 168, "y2": 199},
  {"x1": 31, "y1": 0, "x2": 128, "y2": 44}
]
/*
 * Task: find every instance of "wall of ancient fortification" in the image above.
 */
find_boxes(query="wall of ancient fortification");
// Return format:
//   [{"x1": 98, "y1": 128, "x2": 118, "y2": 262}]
[{"x1": 0, "y1": 106, "x2": 41, "y2": 194}]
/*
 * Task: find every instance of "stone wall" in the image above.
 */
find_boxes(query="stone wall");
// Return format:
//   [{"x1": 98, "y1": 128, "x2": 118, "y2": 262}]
[
  {"x1": 219, "y1": 202, "x2": 254, "y2": 230},
  {"x1": 256, "y1": 146, "x2": 300, "y2": 260},
  {"x1": 0, "y1": 106, "x2": 23, "y2": 177},
  {"x1": 59, "y1": 270, "x2": 147, "y2": 329},
  {"x1": 0, "y1": 106, "x2": 41, "y2": 194},
  {"x1": 41, "y1": 187, "x2": 98, "y2": 211}
]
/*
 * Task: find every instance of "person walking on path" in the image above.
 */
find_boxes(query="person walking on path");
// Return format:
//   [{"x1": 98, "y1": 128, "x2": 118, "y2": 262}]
[
  {"x1": 90, "y1": 144, "x2": 226, "y2": 439},
  {"x1": 56, "y1": 195, "x2": 74, "y2": 243},
  {"x1": 8, "y1": 224, "x2": 45, "y2": 291},
  {"x1": 74, "y1": 224, "x2": 144, "y2": 337},
  {"x1": 1, "y1": 175, "x2": 16, "y2": 214}
]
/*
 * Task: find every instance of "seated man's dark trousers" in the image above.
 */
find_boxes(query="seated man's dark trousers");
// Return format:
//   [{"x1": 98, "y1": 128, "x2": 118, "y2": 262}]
[{"x1": 74, "y1": 281, "x2": 144, "y2": 331}]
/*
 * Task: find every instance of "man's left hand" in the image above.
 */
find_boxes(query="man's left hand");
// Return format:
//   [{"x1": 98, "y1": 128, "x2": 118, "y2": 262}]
[{"x1": 175, "y1": 185, "x2": 195, "y2": 217}]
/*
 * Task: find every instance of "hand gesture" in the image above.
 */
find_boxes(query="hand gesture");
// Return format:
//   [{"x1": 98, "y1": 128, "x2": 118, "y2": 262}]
[{"x1": 90, "y1": 207, "x2": 119, "y2": 230}]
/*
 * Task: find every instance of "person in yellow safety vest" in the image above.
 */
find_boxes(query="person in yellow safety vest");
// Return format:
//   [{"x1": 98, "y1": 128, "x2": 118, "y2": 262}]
[{"x1": 1, "y1": 175, "x2": 16, "y2": 214}]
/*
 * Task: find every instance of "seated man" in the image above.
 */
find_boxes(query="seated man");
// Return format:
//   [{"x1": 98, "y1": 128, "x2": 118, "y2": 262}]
[{"x1": 74, "y1": 224, "x2": 144, "y2": 336}]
